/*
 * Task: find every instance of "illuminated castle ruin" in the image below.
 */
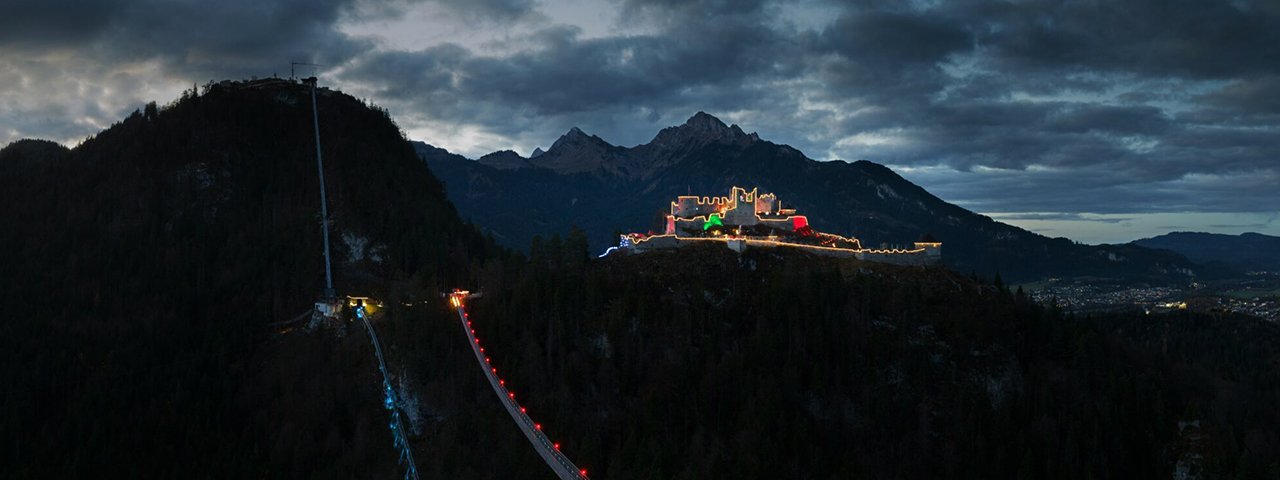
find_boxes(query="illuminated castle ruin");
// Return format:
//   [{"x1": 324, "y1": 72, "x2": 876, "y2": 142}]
[{"x1": 620, "y1": 187, "x2": 941, "y2": 265}]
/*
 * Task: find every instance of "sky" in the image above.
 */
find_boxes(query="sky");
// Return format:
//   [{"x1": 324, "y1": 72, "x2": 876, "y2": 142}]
[{"x1": 1, "y1": 0, "x2": 1277, "y2": 244}]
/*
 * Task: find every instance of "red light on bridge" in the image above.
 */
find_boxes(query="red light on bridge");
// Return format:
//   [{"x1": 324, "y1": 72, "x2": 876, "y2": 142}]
[
  {"x1": 580, "y1": 469, "x2": 588, "y2": 476},
  {"x1": 534, "y1": 423, "x2": 541, "y2": 430},
  {"x1": 554, "y1": 442, "x2": 560, "y2": 450},
  {"x1": 508, "y1": 392, "x2": 515, "y2": 398},
  {"x1": 491, "y1": 367, "x2": 496, "y2": 373},
  {"x1": 485, "y1": 357, "x2": 490, "y2": 363},
  {"x1": 480, "y1": 347, "x2": 485, "y2": 353},
  {"x1": 499, "y1": 379, "x2": 504, "y2": 386},
  {"x1": 520, "y1": 407, "x2": 526, "y2": 413}
]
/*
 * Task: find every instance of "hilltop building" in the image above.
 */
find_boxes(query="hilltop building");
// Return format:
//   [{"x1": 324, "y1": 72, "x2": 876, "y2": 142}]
[{"x1": 619, "y1": 186, "x2": 940, "y2": 265}]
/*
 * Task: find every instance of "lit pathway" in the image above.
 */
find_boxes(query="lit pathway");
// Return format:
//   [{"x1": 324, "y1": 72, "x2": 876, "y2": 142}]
[
  {"x1": 357, "y1": 310, "x2": 421, "y2": 480},
  {"x1": 449, "y1": 292, "x2": 590, "y2": 480}
]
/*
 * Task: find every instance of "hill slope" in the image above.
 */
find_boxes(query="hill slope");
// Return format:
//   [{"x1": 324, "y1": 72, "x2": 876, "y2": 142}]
[
  {"x1": 419, "y1": 113, "x2": 1195, "y2": 283},
  {"x1": 0, "y1": 79, "x2": 500, "y2": 477},
  {"x1": 2, "y1": 88, "x2": 1277, "y2": 479},
  {"x1": 396, "y1": 241, "x2": 1280, "y2": 478},
  {"x1": 1133, "y1": 231, "x2": 1280, "y2": 272}
]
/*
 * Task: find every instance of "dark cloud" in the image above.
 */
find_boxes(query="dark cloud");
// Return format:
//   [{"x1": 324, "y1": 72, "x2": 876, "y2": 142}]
[
  {"x1": 443, "y1": 0, "x2": 539, "y2": 21},
  {"x1": 0, "y1": 0, "x2": 117, "y2": 48},
  {"x1": 821, "y1": 10, "x2": 969, "y2": 67},
  {"x1": 1, "y1": 0, "x2": 1277, "y2": 234},
  {"x1": 973, "y1": 0, "x2": 1280, "y2": 79},
  {"x1": 0, "y1": 0, "x2": 377, "y2": 145},
  {"x1": 990, "y1": 213, "x2": 1134, "y2": 224},
  {"x1": 0, "y1": 0, "x2": 369, "y2": 75},
  {"x1": 1044, "y1": 105, "x2": 1170, "y2": 136},
  {"x1": 340, "y1": 0, "x2": 801, "y2": 143},
  {"x1": 1200, "y1": 77, "x2": 1280, "y2": 113}
]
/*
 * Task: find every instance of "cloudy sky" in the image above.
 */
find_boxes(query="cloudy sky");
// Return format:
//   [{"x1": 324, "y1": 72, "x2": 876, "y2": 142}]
[{"x1": 2, "y1": 0, "x2": 1277, "y2": 243}]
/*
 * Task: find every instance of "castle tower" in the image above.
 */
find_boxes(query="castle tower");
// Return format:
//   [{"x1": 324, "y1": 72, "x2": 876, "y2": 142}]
[{"x1": 914, "y1": 233, "x2": 942, "y2": 260}]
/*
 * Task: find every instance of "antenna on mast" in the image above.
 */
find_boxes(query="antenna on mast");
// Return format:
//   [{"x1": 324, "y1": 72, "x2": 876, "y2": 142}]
[
  {"x1": 301, "y1": 74, "x2": 335, "y2": 300},
  {"x1": 290, "y1": 61, "x2": 323, "y2": 80}
]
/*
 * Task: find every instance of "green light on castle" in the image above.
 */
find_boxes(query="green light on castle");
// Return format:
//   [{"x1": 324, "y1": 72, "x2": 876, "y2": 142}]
[{"x1": 703, "y1": 213, "x2": 723, "y2": 231}]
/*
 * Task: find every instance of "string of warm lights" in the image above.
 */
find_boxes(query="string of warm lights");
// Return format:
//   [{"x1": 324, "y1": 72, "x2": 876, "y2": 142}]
[
  {"x1": 618, "y1": 186, "x2": 939, "y2": 260},
  {"x1": 813, "y1": 231, "x2": 864, "y2": 249},
  {"x1": 630, "y1": 233, "x2": 925, "y2": 255},
  {"x1": 671, "y1": 187, "x2": 778, "y2": 215},
  {"x1": 450, "y1": 292, "x2": 590, "y2": 480}
]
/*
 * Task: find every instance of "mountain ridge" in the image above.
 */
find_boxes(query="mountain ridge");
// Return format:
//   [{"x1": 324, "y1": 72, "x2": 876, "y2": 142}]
[
  {"x1": 3, "y1": 81, "x2": 1277, "y2": 479},
  {"x1": 417, "y1": 112, "x2": 1197, "y2": 283},
  {"x1": 1132, "y1": 231, "x2": 1280, "y2": 272}
]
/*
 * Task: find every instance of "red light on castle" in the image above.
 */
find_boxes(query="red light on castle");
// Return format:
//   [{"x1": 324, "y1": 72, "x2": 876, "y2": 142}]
[{"x1": 792, "y1": 215, "x2": 809, "y2": 230}]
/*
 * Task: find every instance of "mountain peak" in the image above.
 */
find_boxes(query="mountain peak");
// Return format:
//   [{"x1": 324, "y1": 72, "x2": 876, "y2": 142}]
[
  {"x1": 534, "y1": 126, "x2": 620, "y2": 174},
  {"x1": 549, "y1": 126, "x2": 605, "y2": 150},
  {"x1": 646, "y1": 111, "x2": 759, "y2": 151},
  {"x1": 684, "y1": 111, "x2": 729, "y2": 131},
  {"x1": 476, "y1": 149, "x2": 532, "y2": 170}
]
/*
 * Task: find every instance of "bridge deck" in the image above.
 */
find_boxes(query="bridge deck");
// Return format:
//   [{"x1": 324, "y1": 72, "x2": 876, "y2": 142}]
[{"x1": 454, "y1": 305, "x2": 589, "y2": 480}]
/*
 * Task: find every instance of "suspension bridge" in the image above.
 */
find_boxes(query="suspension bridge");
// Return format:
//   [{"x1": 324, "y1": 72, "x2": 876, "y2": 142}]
[
  {"x1": 450, "y1": 291, "x2": 591, "y2": 480},
  {"x1": 302, "y1": 72, "x2": 586, "y2": 478}
]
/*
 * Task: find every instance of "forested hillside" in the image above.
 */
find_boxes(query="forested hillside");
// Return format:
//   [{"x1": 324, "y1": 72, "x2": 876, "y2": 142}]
[
  {"x1": 2, "y1": 82, "x2": 1277, "y2": 479},
  {"x1": 0, "y1": 80, "x2": 502, "y2": 477},
  {"x1": 382, "y1": 240, "x2": 1280, "y2": 479}
]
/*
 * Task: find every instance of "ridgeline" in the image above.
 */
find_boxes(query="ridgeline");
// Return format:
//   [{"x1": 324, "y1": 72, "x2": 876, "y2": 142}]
[{"x1": 1, "y1": 81, "x2": 1277, "y2": 479}]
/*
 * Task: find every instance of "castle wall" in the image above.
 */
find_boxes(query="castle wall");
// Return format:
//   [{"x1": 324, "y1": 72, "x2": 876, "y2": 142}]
[
  {"x1": 754, "y1": 194, "x2": 777, "y2": 215},
  {"x1": 725, "y1": 200, "x2": 758, "y2": 226},
  {"x1": 633, "y1": 186, "x2": 939, "y2": 266},
  {"x1": 914, "y1": 242, "x2": 942, "y2": 259},
  {"x1": 672, "y1": 196, "x2": 730, "y2": 218},
  {"x1": 628, "y1": 235, "x2": 938, "y2": 265},
  {"x1": 857, "y1": 251, "x2": 933, "y2": 265}
]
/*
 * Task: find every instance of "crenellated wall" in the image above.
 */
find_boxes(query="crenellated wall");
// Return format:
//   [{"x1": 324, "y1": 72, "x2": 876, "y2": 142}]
[{"x1": 629, "y1": 186, "x2": 940, "y2": 266}]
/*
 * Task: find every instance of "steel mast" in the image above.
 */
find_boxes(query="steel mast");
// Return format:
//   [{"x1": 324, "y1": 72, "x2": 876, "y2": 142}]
[{"x1": 304, "y1": 75, "x2": 335, "y2": 299}]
